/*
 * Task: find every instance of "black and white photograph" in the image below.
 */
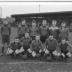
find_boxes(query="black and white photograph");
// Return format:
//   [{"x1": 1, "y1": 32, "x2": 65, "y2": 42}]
[{"x1": 0, "y1": 2, "x2": 72, "y2": 72}]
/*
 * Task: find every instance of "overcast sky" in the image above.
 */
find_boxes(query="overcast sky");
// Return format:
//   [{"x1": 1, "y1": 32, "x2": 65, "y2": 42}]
[
  {"x1": 0, "y1": 0, "x2": 72, "y2": 1},
  {"x1": 0, "y1": 2, "x2": 72, "y2": 18}
]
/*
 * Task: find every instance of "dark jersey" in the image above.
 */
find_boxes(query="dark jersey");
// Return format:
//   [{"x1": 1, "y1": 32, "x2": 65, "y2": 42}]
[
  {"x1": 18, "y1": 25, "x2": 29, "y2": 35},
  {"x1": 22, "y1": 37, "x2": 32, "y2": 49},
  {"x1": 60, "y1": 43, "x2": 68, "y2": 51},
  {"x1": 45, "y1": 38, "x2": 58, "y2": 51},
  {"x1": 30, "y1": 40, "x2": 42, "y2": 51},
  {"x1": 49, "y1": 26, "x2": 60, "y2": 40},
  {"x1": 1, "y1": 25, "x2": 11, "y2": 36},
  {"x1": 29, "y1": 27, "x2": 39, "y2": 36},
  {"x1": 10, "y1": 42, "x2": 22, "y2": 51},
  {"x1": 60, "y1": 28, "x2": 69, "y2": 40},
  {"x1": 39, "y1": 26, "x2": 50, "y2": 36}
]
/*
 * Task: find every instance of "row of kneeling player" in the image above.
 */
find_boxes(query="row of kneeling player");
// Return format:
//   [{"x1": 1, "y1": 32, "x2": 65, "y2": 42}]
[{"x1": 7, "y1": 34, "x2": 72, "y2": 60}]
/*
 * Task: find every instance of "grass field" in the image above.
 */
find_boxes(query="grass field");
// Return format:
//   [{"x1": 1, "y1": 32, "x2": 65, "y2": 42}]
[
  {"x1": 0, "y1": 27, "x2": 72, "y2": 72},
  {"x1": 0, "y1": 57, "x2": 72, "y2": 72}
]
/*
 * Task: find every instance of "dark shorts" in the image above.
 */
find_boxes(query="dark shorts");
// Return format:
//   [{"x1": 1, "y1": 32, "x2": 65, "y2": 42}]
[
  {"x1": 48, "y1": 50, "x2": 55, "y2": 53},
  {"x1": 21, "y1": 46, "x2": 30, "y2": 56},
  {"x1": 23, "y1": 45, "x2": 30, "y2": 51},
  {"x1": 61, "y1": 50, "x2": 69, "y2": 55},
  {"x1": 2, "y1": 35, "x2": 10, "y2": 44},
  {"x1": 59, "y1": 37, "x2": 69, "y2": 43},
  {"x1": 31, "y1": 36, "x2": 35, "y2": 40},
  {"x1": 18, "y1": 34, "x2": 25, "y2": 39},
  {"x1": 40, "y1": 35, "x2": 47, "y2": 43},
  {"x1": 34, "y1": 50, "x2": 40, "y2": 54}
]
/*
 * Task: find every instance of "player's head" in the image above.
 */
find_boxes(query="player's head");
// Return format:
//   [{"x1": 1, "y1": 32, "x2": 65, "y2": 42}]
[
  {"x1": 47, "y1": 22, "x2": 49, "y2": 27},
  {"x1": 61, "y1": 21, "x2": 66, "y2": 28},
  {"x1": 52, "y1": 20, "x2": 57, "y2": 27},
  {"x1": 49, "y1": 34, "x2": 53, "y2": 40},
  {"x1": 3, "y1": 20, "x2": 8, "y2": 25},
  {"x1": 35, "y1": 35, "x2": 40, "y2": 41},
  {"x1": 32, "y1": 20, "x2": 36, "y2": 27},
  {"x1": 21, "y1": 19, "x2": 26, "y2": 26},
  {"x1": 61, "y1": 38, "x2": 66, "y2": 44},
  {"x1": 25, "y1": 33, "x2": 29, "y2": 38},
  {"x1": 12, "y1": 17, "x2": 15, "y2": 22},
  {"x1": 15, "y1": 37, "x2": 20, "y2": 43},
  {"x1": 42, "y1": 19, "x2": 47, "y2": 26},
  {"x1": 18, "y1": 24, "x2": 21, "y2": 28}
]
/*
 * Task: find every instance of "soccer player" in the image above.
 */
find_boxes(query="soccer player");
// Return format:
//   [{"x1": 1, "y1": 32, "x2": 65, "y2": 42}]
[
  {"x1": 1, "y1": 20, "x2": 11, "y2": 55},
  {"x1": 39, "y1": 19, "x2": 50, "y2": 43},
  {"x1": 59, "y1": 21, "x2": 69, "y2": 41},
  {"x1": 49, "y1": 20, "x2": 60, "y2": 42},
  {"x1": 7, "y1": 37, "x2": 24, "y2": 57},
  {"x1": 45, "y1": 34, "x2": 59, "y2": 59},
  {"x1": 29, "y1": 20, "x2": 39, "y2": 40},
  {"x1": 21, "y1": 33, "x2": 32, "y2": 58},
  {"x1": 29, "y1": 35, "x2": 43, "y2": 58},
  {"x1": 17, "y1": 20, "x2": 29, "y2": 39},
  {"x1": 59, "y1": 38, "x2": 72, "y2": 60}
]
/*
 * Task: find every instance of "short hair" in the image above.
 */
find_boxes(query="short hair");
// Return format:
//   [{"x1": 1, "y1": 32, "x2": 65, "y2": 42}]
[
  {"x1": 52, "y1": 19, "x2": 57, "y2": 21},
  {"x1": 61, "y1": 21, "x2": 66, "y2": 25},
  {"x1": 49, "y1": 33, "x2": 53, "y2": 36},
  {"x1": 15, "y1": 37, "x2": 19, "y2": 40},
  {"x1": 21, "y1": 19, "x2": 26, "y2": 24},
  {"x1": 42, "y1": 19, "x2": 47, "y2": 23},
  {"x1": 35, "y1": 35, "x2": 40, "y2": 38},
  {"x1": 61, "y1": 38, "x2": 66, "y2": 41},
  {"x1": 32, "y1": 20, "x2": 36, "y2": 23}
]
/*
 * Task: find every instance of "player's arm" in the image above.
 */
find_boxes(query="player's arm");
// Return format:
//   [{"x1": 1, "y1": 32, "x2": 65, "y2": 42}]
[
  {"x1": 19, "y1": 44, "x2": 24, "y2": 53},
  {"x1": 57, "y1": 27, "x2": 61, "y2": 36},
  {"x1": 1, "y1": 26, "x2": 3, "y2": 35},
  {"x1": 8, "y1": 43, "x2": 13, "y2": 49},
  {"x1": 38, "y1": 26, "x2": 41, "y2": 34},
  {"x1": 30, "y1": 41, "x2": 33, "y2": 50},
  {"x1": 39, "y1": 41, "x2": 43, "y2": 53},
  {"x1": 44, "y1": 39, "x2": 49, "y2": 54},
  {"x1": 66, "y1": 41, "x2": 72, "y2": 48},
  {"x1": 7, "y1": 43, "x2": 14, "y2": 54},
  {"x1": 17, "y1": 26, "x2": 21, "y2": 35},
  {"x1": 45, "y1": 39, "x2": 48, "y2": 48},
  {"x1": 27, "y1": 41, "x2": 34, "y2": 53},
  {"x1": 56, "y1": 39, "x2": 59, "y2": 48},
  {"x1": 54, "y1": 39, "x2": 59, "y2": 52},
  {"x1": 37, "y1": 27, "x2": 39, "y2": 34},
  {"x1": 67, "y1": 28, "x2": 69, "y2": 36},
  {"x1": 29, "y1": 37, "x2": 32, "y2": 45},
  {"x1": 47, "y1": 28, "x2": 50, "y2": 36},
  {"x1": 9, "y1": 27, "x2": 11, "y2": 35}
]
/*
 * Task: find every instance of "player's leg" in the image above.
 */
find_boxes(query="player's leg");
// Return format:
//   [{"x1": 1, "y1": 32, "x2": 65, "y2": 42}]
[
  {"x1": 60, "y1": 50, "x2": 67, "y2": 61},
  {"x1": 40, "y1": 35, "x2": 47, "y2": 43},
  {"x1": 22, "y1": 47, "x2": 28, "y2": 59},
  {"x1": 5, "y1": 35, "x2": 10, "y2": 54},
  {"x1": 0, "y1": 35, "x2": 6, "y2": 56},
  {"x1": 65, "y1": 51, "x2": 72, "y2": 59}
]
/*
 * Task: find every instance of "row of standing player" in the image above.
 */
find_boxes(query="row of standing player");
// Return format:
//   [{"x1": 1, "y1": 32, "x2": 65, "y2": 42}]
[
  {"x1": 0, "y1": 19, "x2": 72, "y2": 61},
  {"x1": 17, "y1": 19, "x2": 69, "y2": 43}
]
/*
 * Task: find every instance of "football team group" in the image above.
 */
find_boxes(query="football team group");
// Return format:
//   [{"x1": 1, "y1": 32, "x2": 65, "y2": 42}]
[{"x1": 0, "y1": 18, "x2": 72, "y2": 61}]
